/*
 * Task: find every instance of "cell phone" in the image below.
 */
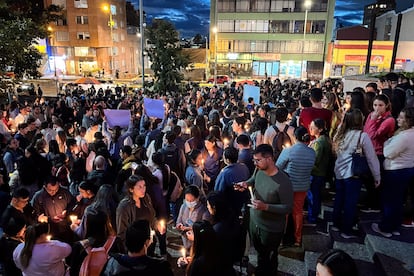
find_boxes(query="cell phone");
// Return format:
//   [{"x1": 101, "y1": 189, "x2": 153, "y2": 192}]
[{"x1": 131, "y1": 162, "x2": 138, "y2": 170}]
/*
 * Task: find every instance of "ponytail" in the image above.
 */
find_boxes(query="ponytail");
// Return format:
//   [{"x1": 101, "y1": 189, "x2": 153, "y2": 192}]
[{"x1": 20, "y1": 223, "x2": 49, "y2": 268}]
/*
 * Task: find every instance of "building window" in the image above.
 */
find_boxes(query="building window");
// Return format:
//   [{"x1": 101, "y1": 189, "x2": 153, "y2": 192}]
[
  {"x1": 269, "y1": 20, "x2": 290, "y2": 33},
  {"x1": 53, "y1": 0, "x2": 66, "y2": 8},
  {"x1": 56, "y1": 18, "x2": 67, "y2": 26},
  {"x1": 74, "y1": 0, "x2": 88, "y2": 8},
  {"x1": 77, "y1": 32, "x2": 90, "y2": 40},
  {"x1": 270, "y1": 0, "x2": 295, "y2": 12},
  {"x1": 218, "y1": 20, "x2": 235, "y2": 32},
  {"x1": 218, "y1": 0, "x2": 235, "y2": 12},
  {"x1": 112, "y1": 47, "x2": 118, "y2": 56},
  {"x1": 311, "y1": 21, "x2": 325, "y2": 34},
  {"x1": 76, "y1": 16, "x2": 88, "y2": 24},
  {"x1": 74, "y1": 47, "x2": 90, "y2": 56},
  {"x1": 236, "y1": 0, "x2": 249, "y2": 12},
  {"x1": 384, "y1": 17, "x2": 392, "y2": 40},
  {"x1": 56, "y1": 31, "x2": 69, "y2": 41},
  {"x1": 113, "y1": 33, "x2": 119, "y2": 42}
]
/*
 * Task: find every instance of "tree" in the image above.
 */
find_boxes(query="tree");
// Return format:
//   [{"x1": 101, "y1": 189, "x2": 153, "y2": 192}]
[
  {"x1": 0, "y1": 0, "x2": 61, "y2": 78},
  {"x1": 193, "y1": 34, "x2": 203, "y2": 44},
  {"x1": 146, "y1": 19, "x2": 190, "y2": 92}
]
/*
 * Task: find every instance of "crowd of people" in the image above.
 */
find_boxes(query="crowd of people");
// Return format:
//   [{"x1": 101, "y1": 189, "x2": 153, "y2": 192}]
[{"x1": 0, "y1": 71, "x2": 413, "y2": 276}]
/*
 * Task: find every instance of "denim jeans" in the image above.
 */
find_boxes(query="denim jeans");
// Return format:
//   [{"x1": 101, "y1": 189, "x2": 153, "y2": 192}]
[
  {"x1": 332, "y1": 177, "x2": 362, "y2": 234},
  {"x1": 308, "y1": 175, "x2": 325, "y2": 222},
  {"x1": 380, "y1": 167, "x2": 414, "y2": 232}
]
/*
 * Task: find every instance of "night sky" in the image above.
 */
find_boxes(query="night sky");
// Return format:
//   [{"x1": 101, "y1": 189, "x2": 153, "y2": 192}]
[{"x1": 131, "y1": 0, "x2": 372, "y2": 38}]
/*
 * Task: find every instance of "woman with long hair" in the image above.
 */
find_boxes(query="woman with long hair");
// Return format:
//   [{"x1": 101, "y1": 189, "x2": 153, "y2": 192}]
[
  {"x1": 372, "y1": 107, "x2": 414, "y2": 237},
  {"x1": 185, "y1": 220, "x2": 233, "y2": 276},
  {"x1": 201, "y1": 135, "x2": 223, "y2": 191},
  {"x1": 308, "y1": 118, "x2": 332, "y2": 223},
  {"x1": 13, "y1": 223, "x2": 71, "y2": 276},
  {"x1": 135, "y1": 163, "x2": 168, "y2": 257},
  {"x1": 185, "y1": 149, "x2": 208, "y2": 196},
  {"x1": 332, "y1": 109, "x2": 380, "y2": 238},
  {"x1": 184, "y1": 126, "x2": 204, "y2": 154},
  {"x1": 116, "y1": 174, "x2": 165, "y2": 253},
  {"x1": 72, "y1": 184, "x2": 119, "y2": 239},
  {"x1": 68, "y1": 209, "x2": 122, "y2": 276},
  {"x1": 362, "y1": 94, "x2": 395, "y2": 212}
]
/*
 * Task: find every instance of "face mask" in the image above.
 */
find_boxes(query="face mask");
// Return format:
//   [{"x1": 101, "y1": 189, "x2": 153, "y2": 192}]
[{"x1": 185, "y1": 200, "x2": 197, "y2": 209}]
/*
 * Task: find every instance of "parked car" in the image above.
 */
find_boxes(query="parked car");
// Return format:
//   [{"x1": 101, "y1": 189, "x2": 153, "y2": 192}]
[{"x1": 207, "y1": 75, "x2": 230, "y2": 84}]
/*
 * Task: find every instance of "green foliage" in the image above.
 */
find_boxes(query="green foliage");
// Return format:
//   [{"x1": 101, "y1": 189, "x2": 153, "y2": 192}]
[
  {"x1": 0, "y1": 0, "x2": 62, "y2": 78},
  {"x1": 146, "y1": 19, "x2": 190, "y2": 93}
]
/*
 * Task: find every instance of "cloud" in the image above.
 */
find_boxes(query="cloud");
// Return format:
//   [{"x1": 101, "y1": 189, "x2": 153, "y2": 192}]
[
  {"x1": 130, "y1": 0, "x2": 371, "y2": 37},
  {"x1": 130, "y1": 0, "x2": 210, "y2": 37}
]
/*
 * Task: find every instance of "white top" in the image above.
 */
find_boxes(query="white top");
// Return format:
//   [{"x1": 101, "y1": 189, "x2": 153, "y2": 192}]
[
  {"x1": 13, "y1": 240, "x2": 72, "y2": 276},
  {"x1": 384, "y1": 127, "x2": 414, "y2": 170}
]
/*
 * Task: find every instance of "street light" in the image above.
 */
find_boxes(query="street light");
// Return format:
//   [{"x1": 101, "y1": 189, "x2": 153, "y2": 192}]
[
  {"x1": 205, "y1": 36, "x2": 208, "y2": 81},
  {"x1": 213, "y1": 27, "x2": 218, "y2": 85},
  {"x1": 302, "y1": 0, "x2": 312, "y2": 80},
  {"x1": 47, "y1": 26, "x2": 59, "y2": 95},
  {"x1": 103, "y1": 4, "x2": 114, "y2": 76},
  {"x1": 139, "y1": 0, "x2": 145, "y2": 87}
]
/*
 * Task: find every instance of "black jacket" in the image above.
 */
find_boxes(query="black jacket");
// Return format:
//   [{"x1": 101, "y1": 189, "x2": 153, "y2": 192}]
[{"x1": 103, "y1": 253, "x2": 173, "y2": 276}]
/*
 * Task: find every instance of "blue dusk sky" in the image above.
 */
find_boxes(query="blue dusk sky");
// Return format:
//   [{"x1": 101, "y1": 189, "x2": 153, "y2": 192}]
[{"x1": 130, "y1": 0, "x2": 372, "y2": 38}]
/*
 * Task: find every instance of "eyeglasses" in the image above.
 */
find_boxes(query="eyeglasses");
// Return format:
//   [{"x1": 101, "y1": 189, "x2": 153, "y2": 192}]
[{"x1": 253, "y1": 157, "x2": 267, "y2": 163}]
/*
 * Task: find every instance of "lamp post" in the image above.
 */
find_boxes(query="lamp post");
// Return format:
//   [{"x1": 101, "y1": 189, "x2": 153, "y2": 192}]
[
  {"x1": 139, "y1": 0, "x2": 145, "y2": 87},
  {"x1": 213, "y1": 27, "x2": 218, "y2": 85},
  {"x1": 302, "y1": 0, "x2": 312, "y2": 80},
  {"x1": 103, "y1": 4, "x2": 114, "y2": 77},
  {"x1": 47, "y1": 26, "x2": 59, "y2": 95},
  {"x1": 205, "y1": 36, "x2": 208, "y2": 81}
]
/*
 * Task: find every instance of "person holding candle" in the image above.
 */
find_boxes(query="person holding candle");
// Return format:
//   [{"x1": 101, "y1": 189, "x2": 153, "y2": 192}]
[
  {"x1": 180, "y1": 220, "x2": 236, "y2": 276},
  {"x1": 214, "y1": 146, "x2": 250, "y2": 219},
  {"x1": 185, "y1": 149, "x2": 209, "y2": 196},
  {"x1": 176, "y1": 185, "x2": 211, "y2": 252},
  {"x1": 13, "y1": 222, "x2": 72, "y2": 276},
  {"x1": 201, "y1": 134, "x2": 223, "y2": 191},
  {"x1": 234, "y1": 144, "x2": 293, "y2": 276},
  {"x1": 68, "y1": 209, "x2": 123, "y2": 276},
  {"x1": 103, "y1": 220, "x2": 173, "y2": 276},
  {"x1": 31, "y1": 176, "x2": 76, "y2": 243},
  {"x1": 116, "y1": 175, "x2": 165, "y2": 254}
]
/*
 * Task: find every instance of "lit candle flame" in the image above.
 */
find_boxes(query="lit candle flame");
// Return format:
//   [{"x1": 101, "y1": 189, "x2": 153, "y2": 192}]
[
  {"x1": 70, "y1": 215, "x2": 78, "y2": 224},
  {"x1": 223, "y1": 138, "x2": 229, "y2": 146},
  {"x1": 181, "y1": 247, "x2": 186, "y2": 258},
  {"x1": 46, "y1": 235, "x2": 52, "y2": 241},
  {"x1": 185, "y1": 128, "x2": 190, "y2": 134}
]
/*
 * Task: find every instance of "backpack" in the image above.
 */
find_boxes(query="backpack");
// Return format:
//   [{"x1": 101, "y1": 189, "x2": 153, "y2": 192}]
[
  {"x1": 79, "y1": 235, "x2": 116, "y2": 276},
  {"x1": 161, "y1": 147, "x2": 180, "y2": 176},
  {"x1": 222, "y1": 119, "x2": 233, "y2": 138},
  {"x1": 271, "y1": 124, "x2": 291, "y2": 161}
]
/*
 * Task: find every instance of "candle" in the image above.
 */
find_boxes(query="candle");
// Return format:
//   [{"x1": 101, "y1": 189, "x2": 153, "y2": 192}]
[
  {"x1": 282, "y1": 142, "x2": 291, "y2": 149},
  {"x1": 185, "y1": 128, "x2": 190, "y2": 134},
  {"x1": 248, "y1": 186, "x2": 255, "y2": 200},
  {"x1": 159, "y1": 219, "x2": 166, "y2": 233},
  {"x1": 201, "y1": 159, "x2": 205, "y2": 167},
  {"x1": 181, "y1": 247, "x2": 186, "y2": 258},
  {"x1": 223, "y1": 138, "x2": 229, "y2": 146},
  {"x1": 69, "y1": 215, "x2": 78, "y2": 224},
  {"x1": 46, "y1": 235, "x2": 52, "y2": 241}
]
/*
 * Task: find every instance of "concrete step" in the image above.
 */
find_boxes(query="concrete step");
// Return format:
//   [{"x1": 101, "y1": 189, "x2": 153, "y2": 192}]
[{"x1": 360, "y1": 222, "x2": 414, "y2": 276}]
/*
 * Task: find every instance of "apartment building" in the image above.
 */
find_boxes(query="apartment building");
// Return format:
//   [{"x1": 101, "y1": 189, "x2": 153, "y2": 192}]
[
  {"x1": 44, "y1": 0, "x2": 140, "y2": 78},
  {"x1": 209, "y1": 0, "x2": 335, "y2": 79}
]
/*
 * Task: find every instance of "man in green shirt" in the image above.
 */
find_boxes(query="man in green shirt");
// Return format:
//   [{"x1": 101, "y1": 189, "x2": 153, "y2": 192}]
[{"x1": 235, "y1": 144, "x2": 293, "y2": 276}]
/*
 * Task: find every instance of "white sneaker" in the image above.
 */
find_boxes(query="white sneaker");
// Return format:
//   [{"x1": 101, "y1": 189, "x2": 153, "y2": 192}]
[
  {"x1": 392, "y1": 231, "x2": 401, "y2": 236},
  {"x1": 371, "y1": 223, "x2": 392, "y2": 238}
]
